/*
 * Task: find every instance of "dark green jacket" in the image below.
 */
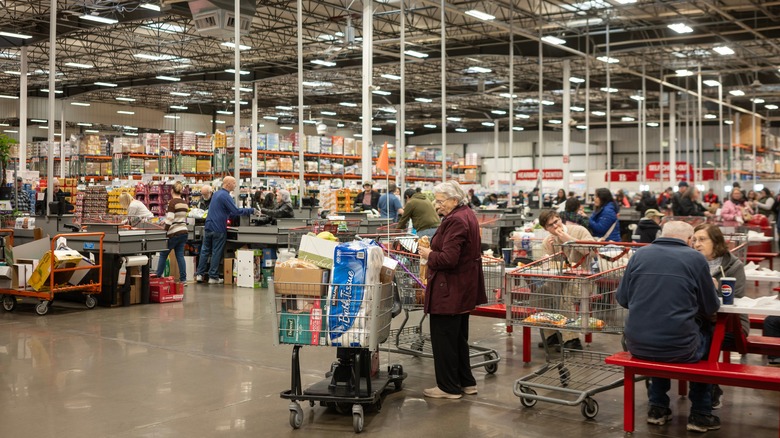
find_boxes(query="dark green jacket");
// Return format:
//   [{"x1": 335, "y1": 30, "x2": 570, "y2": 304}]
[{"x1": 397, "y1": 193, "x2": 440, "y2": 232}]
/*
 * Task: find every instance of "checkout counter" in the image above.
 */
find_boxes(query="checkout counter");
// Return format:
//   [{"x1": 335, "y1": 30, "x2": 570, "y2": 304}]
[{"x1": 474, "y1": 208, "x2": 530, "y2": 252}]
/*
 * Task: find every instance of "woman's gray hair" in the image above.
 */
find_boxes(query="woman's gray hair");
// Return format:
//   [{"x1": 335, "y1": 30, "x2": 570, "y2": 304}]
[
  {"x1": 433, "y1": 180, "x2": 468, "y2": 206},
  {"x1": 277, "y1": 189, "x2": 292, "y2": 203}
]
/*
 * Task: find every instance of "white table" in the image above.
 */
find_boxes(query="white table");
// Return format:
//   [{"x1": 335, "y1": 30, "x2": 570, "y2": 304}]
[
  {"x1": 745, "y1": 273, "x2": 780, "y2": 283},
  {"x1": 719, "y1": 296, "x2": 780, "y2": 316}
]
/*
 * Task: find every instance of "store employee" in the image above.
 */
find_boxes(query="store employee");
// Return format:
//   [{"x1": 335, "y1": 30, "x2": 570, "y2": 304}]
[{"x1": 355, "y1": 182, "x2": 380, "y2": 212}]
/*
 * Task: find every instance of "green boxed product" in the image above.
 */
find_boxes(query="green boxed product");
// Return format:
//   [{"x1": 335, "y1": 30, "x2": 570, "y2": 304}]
[{"x1": 279, "y1": 311, "x2": 311, "y2": 344}]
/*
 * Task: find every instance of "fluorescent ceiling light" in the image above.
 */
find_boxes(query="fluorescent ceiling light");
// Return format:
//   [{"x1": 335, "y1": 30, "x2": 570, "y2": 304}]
[
  {"x1": 125, "y1": 132, "x2": 138, "y2": 136},
  {"x1": 513, "y1": 126, "x2": 525, "y2": 131},
  {"x1": 516, "y1": 114, "x2": 530, "y2": 119},
  {"x1": 195, "y1": 132, "x2": 207, "y2": 136},
  {"x1": 570, "y1": 77, "x2": 585, "y2": 84},
  {"x1": 465, "y1": 10, "x2": 495, "y2": 21},
  {"x1": 302, "y1": 120, "x2": 317, "y2": 125},
  {"x1": 340, "y1": 102, "x2": 357, "y2": 107},
  {"x1": 230, "y1": 100, "x2": 248, "y2": 105},
  {"x1": 40, "y1": 89, "x2": 63, "y2": 94},
  {"x1": 311, "y1": 59, "x2": 336, "y2": 67},
  {"x1": 668, "y1": 23, "x2": 693, "y2": 34},
  {"x1": 600, "y1": 87, "x2": 618, "y2": 93},
  {"x1": 499, "y1": 93, "x2": 518, "y2": 98},
  {"x1": 70, "y1": 102, "x2": 90, "y2": 107},
  {"x1": 713, "y1": 46, "x2": 734, "y2": 55},
  {"x1": 0, "y1": 95, "x2": 18, "y2": 99},
  {"x1": 704, "y1": 114, "x2": 717, "y2": 119},
  {"x1": 0, "y1": 123, "x2": 7, "y2": 126},
  {"x1": 729, "y1": 90, "x2": 745, "y2": 96},
  {"x1": 145, "y1": 23, "x2": 185, "y2": 33},
  {"x1": 404, "y1": 50, "x2": 428, "y2": 59},
  {"x1": 156, "y1": 75, "x2": 180, "y2": 82},
  {"x1": 630, "y1": 95, "x2": 645, "y2": 101},
  {"x1": 481, "y1": 122, "x2": 495, "y2": 127},
  {"x1": 549, "y1": 119, "x2": 562, "y2": 124},
  {"x1": 3, "y1": 130, "x2": 17, "y2": 133},
  {"x1": 164, "y1": 130, "x2": 175, "y2": 133},
  {"x1": 403, "y1": 130, "x2": 414, "y2": 135},
  {"x1": 354, "y1": 133, "x2": 362, "y2": 137},
  {"x1": 372, "y1": 90, "x2": 391, "y2": 96},
  {"x1": 232, "y1": 87, "x2": 252, "y2": 92},
  {"x1": 571, "y1": 106, "x2": 585, "y2": 112},
  {"x1": 31, "y1": 119, "x2": 47, "y2": 123},
  {"x1": 317, "y1": 34, "x2": 336, "y2": 41},
  {"x1": 276, "y1": 105, "x2": 293, "y2": 110},
  {"x1": 4, "y1": 71, "x2": 24, "y2": 75},
  {"x1": 751, "y1": 98, "x2": 765, "y2": 104},
  {"x1": 379, "y1": 107, "x2": 397, "y2": 113},
  {"x1": 465, "y1": 66, "x2": 492, "y2": 74},
  {"x1": 170, "y1": 105, "x2": 188, "y2": 110},
  {"x1": 37, "y1": 126, "x2": 48, "y2": 129},
  {"x1": 64, "y1": 62, "x2": 93, "y2": 69},
  {"x1": 724, "y1": 120, "x2": 734, "y2": 125},
  {"x1": 77, "y1": 122, "x2": 92, "y2": 127},
  {"x1": 94, "y1": 82, "x2": 117, "y2": 87},
  {"x1": 117, "y1": 110, "x2": 135, "y2": 115},
  {"x1": 621, "y1": 116, "x2": 635, "y2": 122},
  {"x1": 490, "y1": 110, "x2": 506, "y2": 115},
  {"x1": 280, "y1": 126, "x2": 293, "y2": 130},
  {"x1": 455, "y1": 128, "x2": 468, "y2": 133},
  {"x1": 647, "y1": 122, "x2": 659, "y2": 127},
  {"x1": 0, "y1": 31, "x2": 32, "y2": 39},
  {"x1": 115, "y1": 97, "x2": 136, "y2": 102},
  {"x1": 447, "y1": 117, "x2": 462, "y2": 122},
  {"x1": 301, "y1": 81, "x2": 333, "y2": 87},
  {"x1": 80, "y1": 14, "x2": 119, "y2": 24},
  {"x1": 766, "y1": 104, "x2": 779, "y2": 110},
  {"x1": 221, "y1": 42, "x2": 251, "y2": 50},
  {"x1": 415, "y1": 97, "x2": 432, "y2": 103},
  {"x1": 566, "y1": 18, "x2": 603, "y2": 27},
  {"x1": 424, "y1": 124, "x2": 437, "y2": 128},
  {"x1": 124, "y1": 126, "x2": 138, "y2": 130},
  {"x1": 263, "y1": 116, "x2": 279, "y2": 120},
  {"x1": 321, "y1": 111, "x2": 337, "y2": 116},
  {"x1": 224, "y1": 69, "x2": 250, "y2": 75},
  {"x1": 214, "y1": 120, "x2": 226, "y2": 124},
  {"x1": 163, "y1": 115, "x2": 179, "y2": 119},
  {"x1": 381, "y1": 74, "x2": 402, "y2": 80},
  {"x1": 84, "y1": 129, "x2": 99, "y2": 133},
  {"x1": 372, "y1": 127, "x2": 382, "y2": 131},
  {"x1": 388, "y1": 120, "x2": 397, "y2": 124},
  {"x1": 703, "y1": 80, "x2": 720, "y2": 87},
  {"x1": 592, "y1": 110, "x2": 606, "y2": 116},
  {"x1": 140, "y1": 3, "x2": 161, "y2": 11},
  {"x1": 616, "y1": 0, "x2": 637, "y2": 3},
  {"x1": 541, "y1": 35, "x2": 566, "y2": 45},
  {"x1": 170, "y1": 91, "x2": 190, "y2": 97},
  {"x1": 541, "y1": 100, "x2": 555, "y2": 105},
  {"x1": 337, "y1": 123, "x2": 345, "y2": 128},
  {"x1": 597, "y1": 56, "x2": 619, "y2": 64},
  {"x1": 575, "y1": 125, "x2": 587, "y2": 130},
  {"x1": 216, "y1": 110, "x2": 233, "y2": 115},
  {"x1": 676, "y1": 69, "x2": 694, "y2": 77}
]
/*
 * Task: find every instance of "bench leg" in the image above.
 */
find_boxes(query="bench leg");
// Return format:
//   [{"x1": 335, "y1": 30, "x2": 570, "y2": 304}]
[
  {"x1": 522, "y1": 326, "x2": 531, "y2": 363},
  {"x1": 624, "y1": 369, "x2": 635, "y2": 433},
  {"x1": 678, "y1": 380, "x2": 688, "y2": 397}
]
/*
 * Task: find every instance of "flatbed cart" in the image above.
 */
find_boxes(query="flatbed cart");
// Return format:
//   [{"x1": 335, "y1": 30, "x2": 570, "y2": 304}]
[
  {"x1": 508, "y1": 242, "x2": 636, "y2": 419},
  {"x1": 379, "y1": 246, "x2": 502, "y2": 374},
  {"x1": 269, "y1": 280, "x2": 407, "y2": 433},
  {"x1": 1, "y1": 232, "x2": 104, "y2": 315}
]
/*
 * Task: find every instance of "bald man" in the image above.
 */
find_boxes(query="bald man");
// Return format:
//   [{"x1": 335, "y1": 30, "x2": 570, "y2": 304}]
[{"x1": 195, "y1": 177, "x2": 255, "y2": 284}]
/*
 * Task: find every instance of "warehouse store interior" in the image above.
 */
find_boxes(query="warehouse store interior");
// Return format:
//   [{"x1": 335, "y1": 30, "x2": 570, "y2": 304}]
[{"x1": 3, "y1": 0, "x2": 780, "y2": 437}]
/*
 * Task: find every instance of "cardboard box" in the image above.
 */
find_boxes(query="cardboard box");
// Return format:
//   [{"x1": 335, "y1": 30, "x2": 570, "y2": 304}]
[
  {"x1": 69, "y1": 256, "x2": 96, "y2": 286},
  {"x1": 130, "y1": 275, "x2": 142, "y2": 304},
  {"x1": 29, "y1": 249, "x2": 84, "y2": 291},
  {"x1": 236, "y1": 250, "x2": 262, "y2": 288},
  {"x1": 13, "y1": 259, "x2": 37, "y2": 289},
  {"x1": 150, "y1": 276, "x2": 184, "y2": 303},
  {"x1": 0, "y1": 265, "x2": 12, "y2": 289},
  {"x1": 273, "y1": 265, "x2": 329, "y2": 296},
  {"x1": 223, "y1": 258, "x2": 234, "y2": 285},
  {"x1": 262, "y1": 248, "x2": 277, "y2": 268},
  {"x1": 297, "y1": 235, "x2": 338, "y2": 269}
]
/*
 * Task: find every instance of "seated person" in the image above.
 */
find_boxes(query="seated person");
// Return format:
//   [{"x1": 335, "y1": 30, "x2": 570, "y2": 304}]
[{"x1": 635, "y1": 209, "x2": 664, "y2": 243}]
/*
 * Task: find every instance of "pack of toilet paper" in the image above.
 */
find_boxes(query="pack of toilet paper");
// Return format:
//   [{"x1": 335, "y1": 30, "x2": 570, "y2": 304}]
[{"x1": 328, "y1": 239, "x2": 384, "y2": 347}]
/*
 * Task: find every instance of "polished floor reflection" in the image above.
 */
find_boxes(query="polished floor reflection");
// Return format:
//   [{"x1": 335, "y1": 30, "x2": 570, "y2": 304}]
[{"x1": 1, "y1": 282, "x2": 778, "y2": 437}]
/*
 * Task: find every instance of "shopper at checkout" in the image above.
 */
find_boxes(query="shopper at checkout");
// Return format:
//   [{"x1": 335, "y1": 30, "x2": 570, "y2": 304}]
[
  {"x1": 616, "y1": 221, "x2": 721, "y2": 433},
  {"x1": 154, "y1": 182, "x2": 189, "y2": 285},
  {"x1": 354, "y1": 182, "x2": 380, "y2": 212},
  {"x1": 378, "y1": 183, "x2": 403, "y2": 222},
  {"x1": 258, "y1": 189, "x2": 294, "y2": 224},
  {"x1": 418, "y1": 180, "x2": 486, "y2": 399},
  {"x1": 119, "y1": 192, "x2": 153, "y2": 227},
  {"x1": 397, "y1": 188, "x2": 439, "y2": 239},
  {"x1": 195, "y1": 176, "x2": 256, "y2": 284},
  {"x1": 197, "y1": 184, "x2": 213, "y2": 211}
]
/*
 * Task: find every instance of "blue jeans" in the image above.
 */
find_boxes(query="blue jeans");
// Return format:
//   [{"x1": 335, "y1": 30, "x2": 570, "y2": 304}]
[
  {"x1": 647, "y1": 330, "x2": 713, "y2": 415},
  {"x1": 196, "y1": 230, "x2": 227, "y2": 280},
  {"x1": 416, "y1": 227, "x2": 437, "y2": 239},
  {"x1": 155, "y1": 233, "x2": 188, "y2": 282}
]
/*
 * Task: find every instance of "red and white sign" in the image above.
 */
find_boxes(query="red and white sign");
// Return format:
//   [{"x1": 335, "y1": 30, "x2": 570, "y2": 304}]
[
  {"x1": 606, "y1": 170, "x2": 640, "y2": 182},
  {"x1": 646, "y1": 161, "x2": 694, "y2": 181},
  {"x1": 515, "y1": 169, "x2": 564, "y2": 181}
]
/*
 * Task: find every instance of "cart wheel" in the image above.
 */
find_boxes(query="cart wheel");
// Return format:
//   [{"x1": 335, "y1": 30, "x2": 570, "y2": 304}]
[
  {"x1": 35, "y1": 301, "x2": 49, "y2": 316},
  {"x1": 558, "y1": 365, "x2": 571, "y2": 387},
  {"x1": 2, "y1": 295, "x2": 15, "y2": 312},
  {"x1": 581, "y1": 398, "x2": 599, "y2": 419},
  {"x1": 85, "y1": 295, "x2": 97, "y2": 309},
  {"x1": 352, "y1": 406, "x2": 364, "y2": 434},
  {"x1": 518, "y1": 387, "x2": 537, "y2": 408},
  {"x1": 289, "y1": 405, "x2": 303, "y2": 429},
  {"x1": 484, "y1": 362, "x2": 498, "y2": 374}
]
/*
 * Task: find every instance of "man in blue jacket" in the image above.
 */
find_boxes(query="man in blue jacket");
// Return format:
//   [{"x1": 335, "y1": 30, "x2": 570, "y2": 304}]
[
  {"x1": 616, "y1": 221, "x2": 721, "y2": 433},
  {"x1": 195, "y1": 176, "x2": 255, "y2": 284}
]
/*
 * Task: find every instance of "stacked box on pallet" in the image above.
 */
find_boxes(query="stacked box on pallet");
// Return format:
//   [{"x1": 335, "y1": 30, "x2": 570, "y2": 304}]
[
  {"x1": 181, "y1": 156, "x2": 197, "y2": 173},
  {"x1": 196, "y1": 159, "x2": 211, "y2": 173},
  {"x1": 332, "y1": 136, "x2": 344, "y2": 155},
  {"x1": 175, "y1": 131, "x2": 197, "y2": 151},
  {"x1": 257, "y1": 133, "x2": 266, "y2": 150},
  {"x1": 344, "y1": 137, "x2": 356, "y2": 156},
  {"x1": 142, "y1": 133, "x2": 160, "y2": 155},
  {"x1": 306, "y1": 135, "x2": 321, "y2": 154},
  {"x1": 320, "y1": 136, "x2": 333, "y2": 154},
  {"x1": 81, "y1": 185, "x2": 108, "y2": 216},
  {"x1": 79, "y1": 135, "x2": 102, "y2": 155},
  {"x1": 196, "y1": 134, "x2": 213, "y2": 153},
  {"x1": 160, "y1": 134, "x2": 173, "y2": 152},
  {"x1": 267, "y1": 133, "x2": 280, "y2": 151}
]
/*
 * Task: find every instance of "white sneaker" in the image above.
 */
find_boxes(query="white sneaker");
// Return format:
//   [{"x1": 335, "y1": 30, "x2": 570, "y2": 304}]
[
  {"x1": 208, "y1": 278, "x2": 224, "y2": 284},
  {"x1": 195, "y1": 275, "x2": 204, "y2": 283}
]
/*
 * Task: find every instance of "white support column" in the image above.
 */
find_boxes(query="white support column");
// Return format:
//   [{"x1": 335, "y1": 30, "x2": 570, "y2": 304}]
[
  {"x1": 659, "y1": 84, "x2": 664, "y2": 186},
  {"x1": 399, "y1": 0, "x2": 406, "y2": 193},
  {"x1": 361, "y1": 0, "x2": 374, "y2": 182},
  {"x1": 297, "y1": 0, "x2": 305, "y2": 205},
  {"x1": 697, "y1": 66, "x2": 703, "y2": 183},
  {"x1": 251, "y1": 82, "x2": 258, "y2": 179},
  {"x1": 440, "y1": 0, "x2": 446, "y2": 182},
  {"x1": 718, "y1": 76, "x2": 724, "y2": 186},
  {"x1": 46, "y1": 0, "x2": 56, "y2": 209},
  {"x1": 537, "y1": 38, "x2": 544, "y2": 187},
  {"x1": 507, "y1": 6, "x2": 514, "y2": 206},
  {"x1": 752, "y1": 102, "x2": 757, "y2": 183},
  {"x1": 584, "y1": 43, "x2": 590, "y2": 197},
  {"x1": 605, "y1": 20, "x2": 612, "y2": 190},
  {"x1": 493, "y1": 121, "x2": 499, "y2": 190},
  {"x1": 233, "y1": 0, "x2": 241, "y2": 202},
  {"x1": 60, "y1": 100, "x2": 65, "y2": 178},
  {"x1": 670, "y1": 92, "x2": 677, "y2": 183},
  {"x1": 562, "y1": 59, "x2": 571, "y2": 191},
  {"x1": 19, "y1": 47, "x2": 27, "y2": 171}
]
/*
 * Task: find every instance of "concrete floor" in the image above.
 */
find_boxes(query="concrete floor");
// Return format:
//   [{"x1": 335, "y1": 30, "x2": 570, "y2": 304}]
[{"x1": 1, "y1": 282, "x2": 779, "y2": 438}]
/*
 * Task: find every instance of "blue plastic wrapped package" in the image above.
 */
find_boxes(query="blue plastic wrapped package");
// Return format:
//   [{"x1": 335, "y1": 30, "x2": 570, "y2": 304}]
[{"x1": 328, "y1": 240, "x2": 384, "y2": 347}]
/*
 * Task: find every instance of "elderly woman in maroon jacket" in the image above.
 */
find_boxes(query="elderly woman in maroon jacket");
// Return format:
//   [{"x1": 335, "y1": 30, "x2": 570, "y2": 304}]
[{"x1": 418, "y1": 180, "x2": 487, "y2": 399}]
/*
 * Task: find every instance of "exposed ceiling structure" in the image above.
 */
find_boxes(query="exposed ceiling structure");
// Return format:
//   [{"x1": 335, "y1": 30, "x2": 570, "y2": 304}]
[{"x1": 1, "y1": 0, "x2": 780, "y2": 135}]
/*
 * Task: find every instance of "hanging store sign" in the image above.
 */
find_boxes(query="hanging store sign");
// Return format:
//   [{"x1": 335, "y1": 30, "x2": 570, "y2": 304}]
[
  {"x1": 515, "y1": 168, "x2": 564, "y2": 181},
  {"x1": 645, "y1": 161, "x2": 694, "y2": 181},
  {"x1": 606, "y1": 170, "x2": 640, "y2": 182}
]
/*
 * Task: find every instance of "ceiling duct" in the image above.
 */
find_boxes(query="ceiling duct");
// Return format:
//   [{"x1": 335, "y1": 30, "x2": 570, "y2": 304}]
[{"x1": 188, "y1": 0, "x2": 255, "y2": 38}]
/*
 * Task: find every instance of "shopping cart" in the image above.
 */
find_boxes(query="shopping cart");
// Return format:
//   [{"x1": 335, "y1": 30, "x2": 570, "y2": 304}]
[
  {"x1": 269, "y1": 280, "x2": 406, "y2": 433},
  {"x1": 478, "y1": 214, "x2": 501, "y2": 252},
  {"x1": 508, "y1": 242, "x2": 639, "y2": 419},
  {"x1": 724, "y1": 232, "x2": 748, "y2": 264},
  {"x1": 379, "y1": 245, "x2": 502, "y2": 373},
  {"x1": 287, "y1": 218, "x2": 363, "y2": 251}
]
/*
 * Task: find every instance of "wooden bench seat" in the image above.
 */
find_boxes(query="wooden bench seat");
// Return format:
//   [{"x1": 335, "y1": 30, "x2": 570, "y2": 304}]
[{"x1": 605, "y1": 351, "x2": 780, "y2": 433}]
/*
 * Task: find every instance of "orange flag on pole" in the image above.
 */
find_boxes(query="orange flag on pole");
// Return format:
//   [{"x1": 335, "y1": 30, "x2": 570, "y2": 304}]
[{"x1": 377, "y1": 141, "x2": 390, "y2": 174}]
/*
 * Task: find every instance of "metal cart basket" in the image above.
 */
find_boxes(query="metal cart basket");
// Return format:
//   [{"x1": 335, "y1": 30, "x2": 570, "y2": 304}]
[
  {"x1": 287, "y1": 218, "x2": 362, "y2": 251},
  {"x1": 380, "y1": 245, "x2": 502, "y2": 374},
  {"x1": 508, "y1": 242, "x2": 635, "y2": 419},
  {"x1": 269, "y1": 280, "x2": 406, "y2": 433}
]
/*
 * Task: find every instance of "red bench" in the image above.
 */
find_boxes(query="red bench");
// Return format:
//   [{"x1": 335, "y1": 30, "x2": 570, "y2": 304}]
[
  {"x1": 751, "y1": 314, "x2": 767, "y2": 330},
  {"x1": 605, "y1": 351, "x2": 780, "y2": 433}
]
